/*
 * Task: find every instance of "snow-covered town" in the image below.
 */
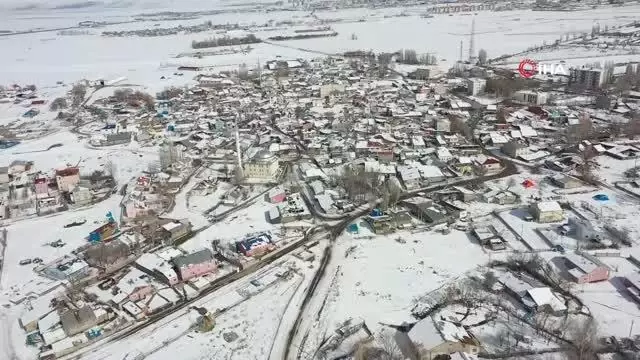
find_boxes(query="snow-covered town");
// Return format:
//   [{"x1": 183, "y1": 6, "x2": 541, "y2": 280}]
[{"x1": 2, "y1": 1, "x2": 640, "y2": 360}]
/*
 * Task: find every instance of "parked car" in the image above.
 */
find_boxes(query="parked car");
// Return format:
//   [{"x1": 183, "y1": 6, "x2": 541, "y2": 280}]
[
  {"x1": 19, "y1": 259, "x2": 32, "y2": 265},
  {"x1": 98, "y1": 278, "x2": 116, "y2": 290},
  {"x1": 32, "y1": 257, "x2": 43, "y2": 264},
  {"x1": 558, "y1": 224, "x2": 571, "y2": 235}
]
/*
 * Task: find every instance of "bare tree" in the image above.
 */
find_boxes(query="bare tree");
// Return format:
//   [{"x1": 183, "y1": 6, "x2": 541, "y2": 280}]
[
  {"x1": 113, "y1": 88, "x2": 134, "y2": 102},
  {"x1": 578, "y1": 146, "x2": 599, "y2": 185},
  {"x1": 378, "y1": 53, "x2": 393, "y2": 77},
  {"x1": 50, "y1": 97, "x2": 68, "y2": 111},
  {"x1": 71, "y1": 84, "x2": 87, "y2": 107},
  {"x1": 334, "y1": 165, "x2": 384, "y2": 204},
  {"x1": 84, "y1": 241, "x2": 130, "y2": 268},
  {"x1": 104, "y1": 160, "x2": 118, "y2": 181},
  {"x1": 398, "y1": 49, "x2": 418, "y2": 65},
  {"x1": 355, "y1": 331, "x2": 404, "y2": 360},
  {"x1": 156, "y1": 86, "x2": 183, "y2": 100},
  {"x1": 448, "y1": 114, "x2": 472, "y2": 140},
  {"x1": 478, "y1": 49, "x2": 488, "y2": 65},
  {"x1": 567, "y1": 317, "x2": 598, "y2": 360},
  {"x1": 147, "y1": 161, "x2": 160, "y2": 174},
  {"x1": 626, "y1": 114, "x2": 640, "y2": 139},
  {"x1": 567, "y1": 113, "x2": 593, "y2": 145}
]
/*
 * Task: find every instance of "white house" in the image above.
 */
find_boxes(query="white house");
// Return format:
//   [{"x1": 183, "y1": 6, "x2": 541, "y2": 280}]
[
  {"x1": 398, "y1": 165, "x2": 422, "y2": 190},
  {"x1": 530, "y1": 201, "x2": 564, "y2": 223},
  {"x1": 513, "y1": 90, "x2": 548, "y2": 105},
  {"x1": 437, "y1": 118, "x2": 451, "y2": 132},
  {"x1": 243, "y1": 150, "x2": 280, "y2": 181},
  {"x1": 465, "y1": 78, "x2": 486, "y2": 96},
  {"x1": 437, "y1": 147, "x2": 453, "y2": 162}
]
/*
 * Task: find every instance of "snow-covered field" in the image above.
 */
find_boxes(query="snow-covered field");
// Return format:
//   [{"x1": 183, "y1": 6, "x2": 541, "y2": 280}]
[
  {"x1": 3, "y1": 5, "x2": 640, "y2": 90},
  {"x1": 287, "y1": 225, "x2": 490, "y2": 357},
  {"x1": 0, "y1": 130, "x2": 155, "y2": 186},
  {"x1": 179, "y1": 195, "x2": 282, "y2": 252}
]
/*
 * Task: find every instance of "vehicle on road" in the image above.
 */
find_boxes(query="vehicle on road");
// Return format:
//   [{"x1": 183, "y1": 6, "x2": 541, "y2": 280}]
[{"x1": 64, "y1": 217, "x2": 87, "y2": 228}]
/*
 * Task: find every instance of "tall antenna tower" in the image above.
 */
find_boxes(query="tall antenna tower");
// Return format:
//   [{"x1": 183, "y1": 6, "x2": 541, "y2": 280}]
[
  {"x1": 469, "y1": 17, "x2": 477, "y2": 63},
  {"x1": 459, "y1": 40, "x2": 463, "y2": 62}
]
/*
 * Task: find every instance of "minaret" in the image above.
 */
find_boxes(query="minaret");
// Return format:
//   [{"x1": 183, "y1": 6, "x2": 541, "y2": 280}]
[
  {"x1": 469, "y1": 18, "x2": 477, "y2": 63},
  {"x1": 235, "y1": 113, "x2": 244, "y2": 180},
  {"x1": 459, "y1": 40, "x2": 463, "y2": 62}
]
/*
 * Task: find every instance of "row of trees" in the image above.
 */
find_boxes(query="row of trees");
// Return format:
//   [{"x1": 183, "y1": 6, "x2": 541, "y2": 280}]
[
  {"x1": 113, "y1": 88, "x2": 155, "y2": 111},
  {"x1": 50, "y1": 83, "x2": 87, "y2": 111},
  {"x1": 614, "y1": 63, "x2": 640, "y2": 94},
  {"x1": 485, "y1": 77, "x2": 534, "y2": 97},
  {"x1": 331, "y1": 166, "x2": 384, "y2": 204},
  {"x1": 394, "y1": 49, "x2": 438, "y2": 66},
  {"x1": 191, "y1": 34, "x2": 260, "y2": 49},
  {"x1": 156, "y1": 86, "x2": 184, "y2": 100}
]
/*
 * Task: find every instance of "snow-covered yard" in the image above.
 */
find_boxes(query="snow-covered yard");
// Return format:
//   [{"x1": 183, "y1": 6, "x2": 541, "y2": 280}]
[{"x1": 320, "y1": 227, "x2": 489, "y2": 333}]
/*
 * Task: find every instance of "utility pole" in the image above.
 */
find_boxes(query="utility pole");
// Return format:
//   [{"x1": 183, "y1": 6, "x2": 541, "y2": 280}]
[
  {"x1": 630, "y1": 319, "x2": 635, "y2": 337},
  {"x1": 459, "y1": 40, "x2": 463, "y2": 62}
]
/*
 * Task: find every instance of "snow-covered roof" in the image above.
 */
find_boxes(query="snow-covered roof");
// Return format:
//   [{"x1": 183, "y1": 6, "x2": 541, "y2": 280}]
[
  {"x1": 172, "y1": 249, "x2": 214, "y2": 269},
  {"x1": 526, "y1": 287, "x2": 567, "y2": 312},
  {"x1": 437, "y1": 147, "x2": 452, "y2": 159},
  {"x1": 626, "y1": 272, "x2": 640, "y2": 290},
  {"x1": 146, "y1": 293, "x2": 169, "y2": 312},
  {"x1": 565, "y1": 253, "x2": 603, "y2": 275},
  {"x1": 519, "y1": 151, "x2": 549, "y2": 162},
  {"x1": 158, "y1": 288, "x2": 180, "y2": 303},
  {"x1": 451, "y1": 352, "x2": 479, "y2": 360},
  {"x1": 122, "y1": 301, "x2": 142, "y2": 315},
  {"x1": 155, "y1": 247, "x2": 183, "y2": 261},
  {"x1": 112, "y1": 292, "x2": 128, "y2": 304},
  {"x1": 518, "y1": 125, "x2": 538, "y2": 137},
  {"x1": 38, "y1": 310, "x2": 61, "y2": 333},
  {"x1": 534, "y1": 201, "x2": 562, "y2": 212},
  {"x1": 42, "y1": 327, "x2": 66, "y2": 346},
  {"x1": 489, "y1": 132, "x2": 509, "y2": 144},
  {"x1": 162, "y1": 221, "x2": 182, "y2": 232},
  {"x1": 136, "y1": 253, "x2": 165, "y2": 271},
  {"x1": 190, "y1": 277, "x2": 210, "y2": 290},
  {"x1": 420, "y1": 165, "x2": 444, "y2": 179},
  {"x1": 437, "y1": 318, "x2": 472, "y2": 343},
  {"x1": 315, "y1": 194, "x2": 334, "y2": 213},
  {"x1": 408, "y1": 317, "x2": 444, "y2": 349},
  {"x1": 499, "y1": 272, "x2": 533, "y2": 296},
  {"x1": 398, "y1": 166, "x2": 421, "y2": 182}
]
